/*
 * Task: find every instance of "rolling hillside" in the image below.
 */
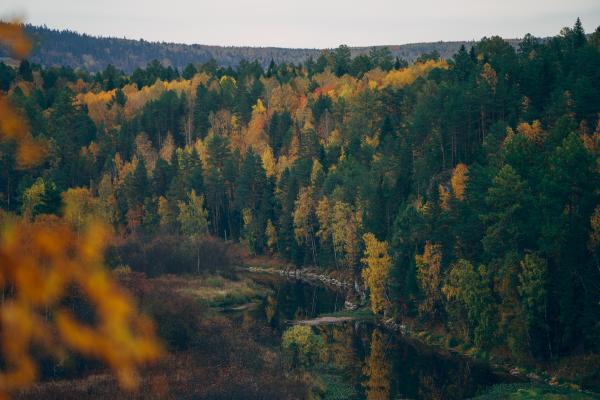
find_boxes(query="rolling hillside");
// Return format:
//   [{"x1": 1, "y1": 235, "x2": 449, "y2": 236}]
[{"x1": 0, "y1": 24, "x2": 521, "y2": 72}]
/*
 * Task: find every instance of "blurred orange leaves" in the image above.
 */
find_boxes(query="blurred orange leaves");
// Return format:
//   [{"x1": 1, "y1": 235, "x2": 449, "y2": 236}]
[
  {"x1": 0, "y1": 217, "x2": 163, "y2": 395},
  {"x1": 0, "y1": 21, "x2": 46, "y2": 168},
  {"x1": 0, "y1": 21, "x2": 31, "y2": 59}
]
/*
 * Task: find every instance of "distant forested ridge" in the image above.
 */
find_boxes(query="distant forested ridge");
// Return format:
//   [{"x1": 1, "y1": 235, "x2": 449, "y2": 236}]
[
  {"x1": 1, "y1": 18, "x2": 600, "y2": 372},
  {"x1": 0, "y1": 24, "x2": 520, "y2": 72}
]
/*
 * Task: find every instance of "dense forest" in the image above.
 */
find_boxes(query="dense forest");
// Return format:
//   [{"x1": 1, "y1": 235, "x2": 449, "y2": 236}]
[
  {"x1": 0, "y1": 24, "x2": 520, "y2": 72},
  {"x1": 1, "y1": 17, "x2": 600, "y2": 379}
]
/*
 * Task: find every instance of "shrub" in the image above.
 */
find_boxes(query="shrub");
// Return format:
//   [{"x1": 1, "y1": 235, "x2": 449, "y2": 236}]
[
  {"x1": 143, "y1": 289, "x2": 205, "y2": 351},
  {"x1": 205, "y1": 275, "x2": 224, "y2": 288},
  {"x1": 282, "y1": 325, "x2": 325, "y2": 369},
  {"x1": 106, "y1": 233, "x2": 236, "y2": 276}
]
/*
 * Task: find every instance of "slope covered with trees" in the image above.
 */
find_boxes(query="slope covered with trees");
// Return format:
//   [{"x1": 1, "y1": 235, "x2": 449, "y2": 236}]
[
  {"x1": 1, "y1": 19, "x2": 599, "y2": 370},
  {"x1": 0, "y1": 24, "x2": 521, "y2": 72}
]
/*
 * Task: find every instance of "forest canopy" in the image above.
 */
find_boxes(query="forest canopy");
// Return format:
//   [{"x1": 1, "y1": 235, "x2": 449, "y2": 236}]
[{"x1": 1, "y1": 18, "x2": 599, "y2": 378}]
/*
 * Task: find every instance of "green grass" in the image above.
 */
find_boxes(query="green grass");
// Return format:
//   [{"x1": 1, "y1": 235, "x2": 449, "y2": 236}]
[
  {"x1": 310, "y1": 365, "x2": 360, "y2": 400},
  {"x1": 210, "y1": 291, "x2": 254, "y2": 307},
  {"x1": 471, "y1": 383, "x2": 599, "y2": 399},
  {"x1": 170, "y1": 275, "x2": 269, "y2": 308},
  {"x1": 319, "y1": 307, "x2": 375, "y2": 320},
  {"x1": 205, "y1": 275, "x2": 225, "y2": 288},
  {"x1": 317, "y1": 373, "x2": 359, "y2": 400}
]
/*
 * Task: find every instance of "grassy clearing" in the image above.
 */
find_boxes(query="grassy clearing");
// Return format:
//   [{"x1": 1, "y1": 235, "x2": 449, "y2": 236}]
[
  {"x1": 307, "y1": 364, "x2": 360, "y2": 400},
  {"x1": 149, "y1": 274, "x2": 270, "y2": 308},
  {"x1": 315, "y1": 372, "x2": 359, "y2": 400}
]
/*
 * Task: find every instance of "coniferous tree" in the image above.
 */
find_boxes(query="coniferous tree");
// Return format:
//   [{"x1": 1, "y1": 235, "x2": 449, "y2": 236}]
[{"x1": 18, "y1": 59, "x2": 33, "y2": 82}]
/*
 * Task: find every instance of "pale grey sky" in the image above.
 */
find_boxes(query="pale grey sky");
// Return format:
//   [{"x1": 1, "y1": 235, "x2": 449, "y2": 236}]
[{"x1": 2, "y1": 0, "x2": 599, "y2": 48}]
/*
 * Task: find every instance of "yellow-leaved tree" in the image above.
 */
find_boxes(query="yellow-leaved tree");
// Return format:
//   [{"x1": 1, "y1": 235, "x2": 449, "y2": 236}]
[
  {"x1": 261, "y1": 145, "x2": 277, "y2": 178},
  {"x1": 438, "y1": 184, "x2": 450, "y2": 211},
  {"x1": 332, "y1": 201, "x2": 362, "y2": 270},
  {"x1": 415, "y1": 242, "x2": 443, "y2": 317},
  {"x1": 361, "y1": 233, "x2": 392, "y2": 314},
  {"x1": 177, "y1": 190, "x2": 209, "y2": 273},
  {"x1": 265, "y1": 219, "x2": 278, "y2": 254},
  {"x1": 451, "y1": 163, "x2": 469, "y2": 201},
  {"x1": 380, "y1": 59, "x2": 448, "y2": 89},
  {"x1": 20, "y1": 178, "x2": 46, "y2": 218},
  {"x1": 315, "y1": 197, "x2": 338, "y2": 266},
  {"x1": 293, "y1": 187, "x2": 318, "y2": 265},
  {"x1": 61, "y1": 187, "x2": 101, "y2": 234}
]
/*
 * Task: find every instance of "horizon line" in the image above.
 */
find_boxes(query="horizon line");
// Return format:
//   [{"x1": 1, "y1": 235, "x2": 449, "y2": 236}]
[{"x1": 16, "y1": 21, "x2": 535, "y2": 51}]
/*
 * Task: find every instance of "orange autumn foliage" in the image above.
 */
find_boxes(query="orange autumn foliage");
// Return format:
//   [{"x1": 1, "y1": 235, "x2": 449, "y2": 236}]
[
  {"x1": 0, "y1": 95, "x2": 47, "y2": 168},
  {"x1": 240, "y1": 99, "x2": 269, "y2": 153},
  {"x1": 451, "y1": 163, "x2": 469, "y2": 201},
  {"x1": 439, "y1": 184, "x2": 450, "y2": 211},
  {"x1": 0, "y1": 216, "x2": 163, "y2": 395},
  {"x1": 517, "y1": 120, "x2": 546, "y2": 144},
  {"x1": 480, "y1": 63, "x2": 498, "y2": 95},
  {"x1": 0, "y1": 21, "x2": 46, "y2": 169},
  {"x1": 267, "y1": 83, "x2": 301, "y2": 114},
  {"x1": 79, "y1": 76, "x2": 209, "y2": 128},
  {"x1": 581, "y1": 119, "x2": 600, "y2": 172},
  {"x1": 0, "y1": 21, "x2": 31, "y2": 58}
]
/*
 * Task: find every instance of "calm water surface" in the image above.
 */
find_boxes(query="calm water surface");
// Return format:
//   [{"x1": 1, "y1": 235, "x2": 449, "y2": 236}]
[{"x1": 233, "y1": 273, "x2": 511, "y2": 400}]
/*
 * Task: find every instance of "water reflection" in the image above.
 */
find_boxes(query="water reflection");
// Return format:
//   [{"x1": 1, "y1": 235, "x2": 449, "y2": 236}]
[
  {"x1": 250, "y1": 274, "x2": 346, "y2": 330},
  {"x1": 243, "y1": 274, "x2": 508, "y2": 400},
  {"x1": 364, "y1": 329, "x2": 392, "y2": 400}
]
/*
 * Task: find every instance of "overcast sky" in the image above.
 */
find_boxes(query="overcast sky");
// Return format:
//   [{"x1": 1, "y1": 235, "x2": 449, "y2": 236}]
[{"x1": 2, "y1": 0, "x2": 599, "y2": 48}]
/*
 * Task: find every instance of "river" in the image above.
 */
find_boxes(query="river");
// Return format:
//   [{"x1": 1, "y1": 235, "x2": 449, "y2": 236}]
[{"x1": 227, "y1": 271, "x2": 514, "y2": 400}]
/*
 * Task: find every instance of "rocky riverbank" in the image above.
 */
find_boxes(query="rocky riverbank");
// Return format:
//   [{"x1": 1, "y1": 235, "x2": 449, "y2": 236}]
[{"x1": 247, "y1": 266, "x2": 352, "y2": 287}]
